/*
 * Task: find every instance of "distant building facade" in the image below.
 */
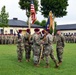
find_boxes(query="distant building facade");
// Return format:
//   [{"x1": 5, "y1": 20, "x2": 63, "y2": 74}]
[
  {"x1": 0, "y1": 18, "x2": 43, "y2": 35},
  {"x1": 0, "y1": 18, "x2": 76, "y2": 35},
  {"x1": 56, "y1": 24, "x2": 76, "y2": 35}
]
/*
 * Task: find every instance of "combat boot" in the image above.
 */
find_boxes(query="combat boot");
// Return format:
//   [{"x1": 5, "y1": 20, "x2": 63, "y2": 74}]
[
  {"x1": 55, "y1": 64, "x2": 59, "y2": 68},
  {"x1": 34, "y1": 63, "x2": 39, "y2": 67},
  {"x1": 18, "y1": 60, "x2": 22, "y2": 62},
  {"x1": 44, "y1": 63, "x2": 50, "y2": 68},
  {"x1": 58, "y1": 61, "x2": 62, "y2": 65}
]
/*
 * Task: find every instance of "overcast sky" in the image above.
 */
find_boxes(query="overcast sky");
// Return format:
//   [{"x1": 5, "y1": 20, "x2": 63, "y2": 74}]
[{"x1": 0, "y1": 0, "x2": 76, "y2": 25}]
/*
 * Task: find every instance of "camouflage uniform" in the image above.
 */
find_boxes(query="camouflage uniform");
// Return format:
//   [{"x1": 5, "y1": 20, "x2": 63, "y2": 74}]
[
  {"x1": 23, "y1": 31, "x2": 31, "y2": 62},
  {"x1": 13, "y1": 35, "x2": 17, "y2": 44},
  {"x1": 17, "y1": 30, "x2": 24, "y2": 62},
  {"x1": 0, "y1": 34, "x2": 1, "y2": 44},
  {"x1": 56, "y1": 33, "x2": 65, "y2": 63},
  {"x1": 32, "y1": 32, "x2": 41, "y2": 65},
  {"x1": 43, "y1": 33, "x2": 58, "y2": 67},
  {"x1": 1, "y1": 34, "x2": 4, "y2": 44},
  {"x1": 5, "y1": 34, "x2": 8, "y2": 44}
]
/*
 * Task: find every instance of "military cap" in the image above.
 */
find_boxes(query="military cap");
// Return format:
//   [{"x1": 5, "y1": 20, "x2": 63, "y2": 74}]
[
  {"x1": 26, "y1": 28, "x2": 30, "y2": 33},
  {"x1": 34, "y1": 28, "x2": 40, "y2": 32},
  {"x1": 42, "y1": 30, "x2": 45, "y2": 34},
  {"x1": 19, "y1": 29, "x2": 22, "y2": 33}
]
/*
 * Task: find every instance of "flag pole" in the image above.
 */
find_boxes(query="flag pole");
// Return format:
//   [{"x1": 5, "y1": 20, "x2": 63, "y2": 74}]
[
  {"x1": 28, "y1": 16, "x2": 31, "y2": 29},
  {"x1": 52, "y1": 17, "x2": 54, "y2": 36}
]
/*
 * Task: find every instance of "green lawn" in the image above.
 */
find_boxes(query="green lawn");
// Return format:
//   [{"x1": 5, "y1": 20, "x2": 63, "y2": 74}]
[{"x1": 0, "y1": 43, "x2": 76, "y2": 75}]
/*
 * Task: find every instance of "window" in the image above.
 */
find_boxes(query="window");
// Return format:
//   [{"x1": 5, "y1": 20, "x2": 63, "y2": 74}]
[
  {"x1": 0, "y1": 29, "x2": 4, "y2": 34},
  {"x1": 10, "y1": 29, "x2": 13, "y2": 34}
]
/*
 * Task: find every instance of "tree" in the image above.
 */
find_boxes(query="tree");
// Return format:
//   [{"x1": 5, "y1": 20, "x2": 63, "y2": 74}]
[
  {"x1": 41, "y1": 0, "x2": 68, "y2": 18},
  {"x1": 40, "y1": 20, "x2": 46, "y2": 27},
  {"x1": 0, "y1": 6, "x2": 9, "y2": 27},
  {"x1": 19, "y1": 0, "x2": 39, "y2": 17},
  {"x1": 41, "y1": 0, "x2": 68, "y2": 34},
  {"x1": 34, "y1": 20, "x2": 40, "y2": 25}
]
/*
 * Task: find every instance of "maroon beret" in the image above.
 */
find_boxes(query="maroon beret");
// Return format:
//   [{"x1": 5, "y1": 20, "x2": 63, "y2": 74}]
[
  {"x1": 26, "y1": 29, "x2": 30, "y2": 33},
  {"x1": 34, "y1": 28, "x2": 40, "y2": 32},
  {"x1": 42, "y1": 30, "x2": 45, "y2": 34},
  {"x1": 19, "y1": 30, "x2": 22, "y2": 33}
]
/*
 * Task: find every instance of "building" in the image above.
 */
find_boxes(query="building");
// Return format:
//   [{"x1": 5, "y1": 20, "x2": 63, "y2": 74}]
[
  {"x1": 56, "y1": 24, "x2": 76, "y2": 35},
  {"x1": 0, "y1": 18, "x2": 76, "y2": 35},
  {"x1": 0, "y1": 18, "x2": 43, "y2": 35}
]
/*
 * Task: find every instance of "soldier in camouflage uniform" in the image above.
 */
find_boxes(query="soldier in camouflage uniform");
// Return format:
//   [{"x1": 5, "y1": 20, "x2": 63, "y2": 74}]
[
  {"x1": 0, "y1": 34, "x2": 2, "y2": 44},
  {"x1": 42, "y1": 29, "x2": 59, "y2": 68},
  {"x1": 23, "y1": 29, "x2": 31, "y2": 62},
  {"x1": 5, "y1": 34, "x2": 8, "y2": 44},
  {"x1": 17, "y1": 30, "x2": 24, "y2": 62},
  {"x1": 32, "y1": 28, "x2": 41, "y2": 66},
  {"x1": 1, "y1": 34, "x2": 4, "y2": 44},
  {"x1": 56, "y1": 30, "x2": 65, "y2": 64}
]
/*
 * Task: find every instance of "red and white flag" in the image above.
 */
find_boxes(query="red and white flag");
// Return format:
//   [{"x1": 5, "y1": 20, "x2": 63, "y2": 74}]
[{"x1": 30, "y1": 0, "x2": 36, "y2": 24}]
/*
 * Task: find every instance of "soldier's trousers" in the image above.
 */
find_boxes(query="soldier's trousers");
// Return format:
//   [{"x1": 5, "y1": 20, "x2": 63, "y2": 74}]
[
  {"x1": 56, "y1": 48, "x2": 63, "y2": 62},
  {"x1": 25, "y1": 45, "x2": 31, "y2": 60},
  {"x1": 17, "y1": 48, "x2": 24, "y2": 60},
  {"x1": 33, "y1": 46, "x2": 40, "y2": 65},
  {"x1": 50, "y1": 49, "x2": 58, "y2": 65}
]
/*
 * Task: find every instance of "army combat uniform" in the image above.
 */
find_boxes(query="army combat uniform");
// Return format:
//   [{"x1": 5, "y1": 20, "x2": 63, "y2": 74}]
[
  {"x1": 56, "y1": 32, "x2": 65, "y2": 64},
  {"x1": 17, "y1": 30, "x2": 24, "y2": 62},
  {"x1": 32, "y1": 28, "x2": 41, "y2": 66},
  {"x1": 43, "y1": 32, "x2": 59, "y2": 68},
  {"x1": 23, "y1": 29, "x2": 31, "y2": 62}
]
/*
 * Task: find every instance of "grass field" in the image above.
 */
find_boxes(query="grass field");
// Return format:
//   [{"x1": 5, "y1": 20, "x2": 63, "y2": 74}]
[{"x1": 0, "y1": 43, "x2": 76, "y2": 75}]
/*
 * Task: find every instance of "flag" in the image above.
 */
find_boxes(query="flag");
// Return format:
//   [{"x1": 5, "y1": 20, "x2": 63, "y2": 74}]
[
  {"x1": 30, "y1": 0, "x2": 36, "y2": 24},
  {"x1": 45, "y1": 17, "x2": 50, "y2": 29},
  {"x1": 45, "y1": 11, "x2": 54, "y2": 30}
]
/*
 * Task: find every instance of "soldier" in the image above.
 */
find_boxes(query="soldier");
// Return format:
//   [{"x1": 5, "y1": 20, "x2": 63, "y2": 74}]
[
  {"x1": 42, "y1": 29, "x2": 59, "y2": 68},
  {"x1": 5, "y1": 34, "x2": 8, "y2": 44},
  {"x1": 32, "y1": 28, "x2": 41, "y2": 66},
  {"x1": 17, "y1": 30, "x2": 24, "y2": 62},
  {"x1": 23, "y1": 28, "x2": 31, "y2": 62},
  {"x1": 56, "y1": 30, "x2": 65, "y2": 64},
  {"x1": 13, "y1": 33, "x2": 17, "y2": 44},
  {"x1": 0, "y1": 34, "x2": 1, "y2": 44},
  {"x1": 1, "y1": 34, "x2": 4, "y2": 44}
]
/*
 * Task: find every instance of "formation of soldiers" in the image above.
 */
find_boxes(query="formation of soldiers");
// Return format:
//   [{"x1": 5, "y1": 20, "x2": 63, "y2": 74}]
[
  {"x1": 64, "y1": 34, "x2": 76, "y2": 43},
  {"x1": 16, "y1": 28, "x2": 65, "y2": 68},
  {"x1": 0, "y1": 32, "x2": 76, "y2": 45},
  {"x1": 0, "y1": 34, "x2": 17, "y2": 44}
]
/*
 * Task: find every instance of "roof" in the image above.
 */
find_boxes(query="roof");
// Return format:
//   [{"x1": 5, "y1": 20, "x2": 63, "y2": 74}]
[
  {"x1": 56, "y1": 24, "x2": 76, "y2": 30},
  {"x1": 8, "y1": 18, "x2": 76, "y2": 30},
  {"x1": 8, "y1": 18, "x2": 43, "y2": 28}
]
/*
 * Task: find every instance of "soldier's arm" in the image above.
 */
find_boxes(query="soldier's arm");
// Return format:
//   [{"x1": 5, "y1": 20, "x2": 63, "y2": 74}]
[
  {"x1": 35, "y1": 35, "x2": 41, "y2": 45},
  {"x1": 61, "y1": 36, "x2": 65, "y2": 47}
]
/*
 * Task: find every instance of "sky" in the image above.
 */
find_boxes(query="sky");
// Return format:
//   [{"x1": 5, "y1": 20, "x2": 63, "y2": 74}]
[{"x1": 0, "y1": 0, "x2": 76, "y2": 25}]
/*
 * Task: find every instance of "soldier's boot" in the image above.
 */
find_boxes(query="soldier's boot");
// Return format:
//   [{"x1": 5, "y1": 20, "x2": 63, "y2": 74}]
[
  {"x1": 18, "y1": 58, "x2": 22, "y2": 62},
  {"x1": 58, "y1": 61, "x2": 62, "y2": 65},
  {"x1": 18, "y1": 60, "x2": 22, "y2": 62},
  {"x1": 34, "y1": 62, "x2": 39, "y2": 67},
  {"x1": 26, "y1": 59, "x2": 30, "y2": 62},
  {"x1": 55, "y1": 63, "x2": 59, "y2": 68},
  {"x1": 44, "y1": 63, "x2": 50, "y2": 68}
]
